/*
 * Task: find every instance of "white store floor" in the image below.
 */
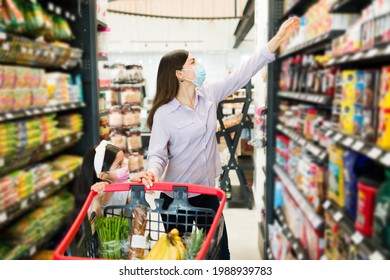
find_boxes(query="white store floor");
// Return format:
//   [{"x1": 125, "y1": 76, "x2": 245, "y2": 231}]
[{"x1": 223, "y1": 205, "x2": 262, "y2": 260}]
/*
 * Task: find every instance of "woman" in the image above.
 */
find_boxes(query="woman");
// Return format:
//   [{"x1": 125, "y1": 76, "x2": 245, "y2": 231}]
[
  {"x1": 76, "y1": 140, "x2": 157, "y2": 220},
  {"x1": 143, "y1": 17, "x2": 301, "y2": 259}
]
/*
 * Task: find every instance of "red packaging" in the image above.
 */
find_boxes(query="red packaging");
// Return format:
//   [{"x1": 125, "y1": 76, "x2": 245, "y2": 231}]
[{"x1": 355, "y1": 177, "x2": 381, "y2": 237}]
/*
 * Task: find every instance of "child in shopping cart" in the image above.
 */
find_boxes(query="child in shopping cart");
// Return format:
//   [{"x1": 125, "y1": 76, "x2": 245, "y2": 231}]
[{"x1": 76, "y1": 140, "x2": 157, "y2": 221}]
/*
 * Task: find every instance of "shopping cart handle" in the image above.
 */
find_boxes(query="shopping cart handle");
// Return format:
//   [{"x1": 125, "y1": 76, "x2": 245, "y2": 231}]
[{"x1": 100, "y1": 182, "x2": 226, "y2": 200}]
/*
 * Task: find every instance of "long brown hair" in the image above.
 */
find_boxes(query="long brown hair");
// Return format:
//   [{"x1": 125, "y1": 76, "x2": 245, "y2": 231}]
[{"x1": 147, "y1": 49, "x2": 189, "y2": 129}]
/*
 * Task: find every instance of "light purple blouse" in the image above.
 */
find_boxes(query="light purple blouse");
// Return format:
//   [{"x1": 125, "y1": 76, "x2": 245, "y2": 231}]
[{"x1": 146, "y1": 45, "x2": 275, "y2": 187}]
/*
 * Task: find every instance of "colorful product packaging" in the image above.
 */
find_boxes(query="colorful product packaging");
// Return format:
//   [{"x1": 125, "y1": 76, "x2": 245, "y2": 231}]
[
  {"x1": 328, "y1": 145, "x2": 344, "y2": 207},
  {"x1": 356, "y1": 177, "x2": 382, "y2": 237}
]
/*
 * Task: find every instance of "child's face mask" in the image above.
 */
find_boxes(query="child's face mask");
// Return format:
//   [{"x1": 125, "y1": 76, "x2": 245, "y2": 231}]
[{"x1": 104, "y1": 160, "x2": 130, "y2": 183}]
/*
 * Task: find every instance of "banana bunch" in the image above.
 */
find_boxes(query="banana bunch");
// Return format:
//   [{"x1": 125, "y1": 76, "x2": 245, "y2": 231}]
[{"x1": 143, "y1": 228, "x2": 185, "y2": 260}]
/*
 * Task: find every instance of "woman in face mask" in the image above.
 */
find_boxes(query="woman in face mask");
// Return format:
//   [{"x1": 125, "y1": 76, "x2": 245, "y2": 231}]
[
  {"x1": 145, "y1": 17, "x2": 301, "y2": 260},
  {"x1": 76, "y1": 140, "x2": 157, "y2": 220}
]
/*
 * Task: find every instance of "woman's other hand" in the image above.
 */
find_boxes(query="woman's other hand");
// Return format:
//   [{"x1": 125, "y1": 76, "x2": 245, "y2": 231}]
[
  {"x1": 267, "y1": 16, "x2": 301, "y2": 53},
  {"x1": 131, "y1": 171, "x2": 159, "y2": 189}
]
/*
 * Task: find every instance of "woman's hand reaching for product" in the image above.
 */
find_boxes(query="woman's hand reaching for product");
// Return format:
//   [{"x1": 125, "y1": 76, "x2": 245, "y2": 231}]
[
  {"x1": 267, "y1": 16, "x2": 301, "y2": 53},
  {"x1": 131, "y1": 171, "x2": 159, "y2": 189}
]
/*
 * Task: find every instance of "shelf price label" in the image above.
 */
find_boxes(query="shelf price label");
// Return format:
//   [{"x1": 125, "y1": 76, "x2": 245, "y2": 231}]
[
  {"x1": 0, "y1": 157, "x2": 4, "y2": 167},
  {"x1": 45, "y1": 143, "x2": 52, "y2": 151},
  {"x1": 333, "y1": 133, "x2": 343, "y2": 142},
  {"x1": 385, "y1": 45, "x2": 390, "y2": 55},
  {"x1": 38, "y1": 190, "x2": 46, "y2": 199},
  {"x1": 0, "y1": 211, "x2": 7, "y2": 223},
  {"x1": 325, "y1": 130, "x2": 333, "y2": 137},
  {"x1": 351, "y1": 52, "x2": 364, "y2": 61},
  {"x1": 64, "y1": 136, "x2": 71, "y2": 144},
  {"x1": 367, "y1": 147, "x2": 383, "y2": 160},
  {"x1": 25, "y1": 110, "x2": 32, "y2": 116},
  {"x1": 69, "y1": 172, "x2": 74, "y2": 180},
  {"x1": 342, "y1": 137, "x2": 354, "y2": 146},
  {"x1": 369, "y1": 251, "x2": 385, "y2": 260},
  {"x1": 351, "y1": 231, "x2": 364, "y2": 245},
  {"x1": 20, "y1": 199, "x2": 28, "y2": 210},
  {"x1": 5, "y1": 113, "x2": 14, "y2": 119},
  {"x1": 366, "y1": 49, "x2": 379, "y2": 58},
  {"x1": 2, "y1": 43, "x2": 9, "y2": 51},
  {"x1": 352, "y1": 140, "x2": 365, "y2": 151},
  {"x1": 323, "y1": 200, "x2": 331, "y2": 210},
  {"x1": 339, "y1": 55, "x2": 349, "y2": 63},
  {"x1": 380, "y1": 153, "x2": 390, "y2": 167},
  {"x1": 333, "y1": 211, "x2": 343, "y2": 222},
  {"x1": 29, "y1": 246, "x2": 37, "y2": 257}
]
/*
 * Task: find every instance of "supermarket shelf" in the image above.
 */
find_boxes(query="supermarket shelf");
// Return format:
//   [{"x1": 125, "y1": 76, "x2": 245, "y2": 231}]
[
  {"x1": 0, "y1": 102, "x2": 86, "y2": 123},
  {"x1": 323, "y1": 199, "x2": 388, "y2": 260},
  {"x1": 98, "y1": 55, "x2": 108, "y2": 61},
  {"x1": 99, "y1": 109, "x2": 109, "y2": 116},
  {"x1": 279, "y1": 0, "x2": 318, "y2": 21},
  {"x1": 0, "y1": 132, "x2": 83, "y2": 177},
  {"x1": 0, "y1": 32, "x2": 82, "y2": 70},
  {"x1": 273, "y1": 164, "x2": 324, "y2": 230},
  {"x1": 326, "y1": 43, "x2": 390, "y2": 67},
  {"x1": 97, "y1": 19, "x2": 108, "y2": 28},
  {"x1": 322, "y1": 128, "x2": 390, "y2": 168},
  {"x1": 7, "y1": 217, "x2": 71, "y2": 260},
  {"x1": 274, "y1": 208, "x2": 307, "y2": 260},
  {"x1": 276, "y1": 123, "x2": 328, "y2": 162},
  {"x1": 110, "y1": 81, "x2": 146, "y2": 87},
  {"x1": 278, "y1": 91, "x2": 333, "y2": 106},
  {"x1": 279, "y1": 30, "x2": 345, "y2": 59},
  {"x1": 216, "y1": 119, "x2": 253, "y2": 138},
  {"x1": 219, "y1": 98, "x2": 251, "y2": 104},
  {"x1": 0, "y1": 167, "x2": 81, "y2": 230},
  {"x1": 329, "y1": 0, "x2": 371, "y2": 14}
]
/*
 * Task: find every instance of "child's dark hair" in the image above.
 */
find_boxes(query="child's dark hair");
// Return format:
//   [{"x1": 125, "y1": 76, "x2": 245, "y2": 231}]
[{"x1": 74, "y1": 144, "x2": 121, "y2": 212}]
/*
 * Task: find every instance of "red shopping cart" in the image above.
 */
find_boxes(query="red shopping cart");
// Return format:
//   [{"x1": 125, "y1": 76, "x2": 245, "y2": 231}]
[{"x1": 54, "y1": 182, "x2": 226, "y2": 260}]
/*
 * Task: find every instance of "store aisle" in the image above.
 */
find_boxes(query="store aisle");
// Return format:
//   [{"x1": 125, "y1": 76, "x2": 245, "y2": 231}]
[
  {"x1": 223, "y1": 205, "x2": 261, "y2": 260},
  {"x1": 222, "y1": 170, "x2": 262, "y2": 260}
]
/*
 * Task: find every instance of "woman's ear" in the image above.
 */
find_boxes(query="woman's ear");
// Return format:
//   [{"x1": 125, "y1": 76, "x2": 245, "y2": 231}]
[{"x1": 176, "y1": 69, "x2": 184, "y2": 82}]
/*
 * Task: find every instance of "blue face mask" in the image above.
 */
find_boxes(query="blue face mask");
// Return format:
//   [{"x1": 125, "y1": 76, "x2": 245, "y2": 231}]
[{"x1": 182, "y1": 65, "x2": 206, "y2": 86}]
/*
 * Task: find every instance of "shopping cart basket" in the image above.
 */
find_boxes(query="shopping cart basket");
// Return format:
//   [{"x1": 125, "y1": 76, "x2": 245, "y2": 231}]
[{"x1": 54, "y1": 182, "x2": 226, "y2": 260}]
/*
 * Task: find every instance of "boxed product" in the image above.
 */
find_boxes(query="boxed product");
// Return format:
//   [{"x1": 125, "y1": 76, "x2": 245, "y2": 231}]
[
  {"x1": 354, "y1": 70, "x2": 379, "y2": 142},
  {"x1": 377, "y1": 108, "x2": 390, "y2": 149},
  {"x1": 379, "y1": 66, "x2": 390, "y2": 109},
  {"x1": 328, "y1": 144, "x2": 345, "y2": 207}
]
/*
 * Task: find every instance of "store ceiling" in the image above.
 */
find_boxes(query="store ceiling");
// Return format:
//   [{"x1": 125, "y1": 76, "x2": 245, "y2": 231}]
[
  {"x1": 108, "y1": 0, "x2": 249, "y2": 20},
  {"x1": 107, "y1": 0, "x2": 254, "y2": 49}
]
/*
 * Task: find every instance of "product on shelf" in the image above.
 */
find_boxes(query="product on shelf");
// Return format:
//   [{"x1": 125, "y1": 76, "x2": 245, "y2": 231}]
[
  {"x1": 121, "y1": 87, "x2": 142, "y2": 105},
  {"x1": 127, "y1": 131, "x2": 142, "y2": 151},
  {"x1": 96, "y1": 0, "x2": 108, "y2": 23},
  {"x1": 268, "y1": 221, "x2": 290, "y2": 260},
  {"x1": 356, "y1": 177, "x2": 382, "y2": 237},
  {"x1": 110, "y1": 129, "x2": 127, "y2": 151},
  {"x1": 343, "y1": 151, "x2": 372, "y2": 222},
  {"x1": 374, "y1": 168, "x2": 390, "y2": 255},
  {"x1": 0, "y1": 190, "x2": 75, "y2": 259},
  {"x1": 281, "y1": 0, "x2": 358, "y2": 54},
  {"x1": 108, "y1": 105, "x2": 123, "y2": 127},
  {"x1": 328, "y1": 144, "x2": 344, "y2": 207},
  {"x1": 97, "y1": 27, "x2": 110, "y2": 58}
]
